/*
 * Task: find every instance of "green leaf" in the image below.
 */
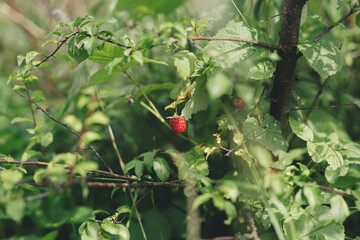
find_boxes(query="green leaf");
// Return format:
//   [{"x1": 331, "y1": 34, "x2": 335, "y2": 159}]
[
  {"x1": 307, "y1": 142, "x2": 345, "y2": 171},
  {"x1": 68, "y1": 37, "x2": 89, "y2": 64},
  {"x1": 325, "y1": 166, "x2": 341, "y2": 184},
  {"x1": 1, "y1": 170, "x2": 23, "y2": 190},
  {"x1": 153, "y1": 157, "x2": 170, "y2": 181},
  {"x1": 85, "y1": 111, "x2": 109, "y2": 126},
  {"x1": 284, "y1": 206, "x2": 344, "y2": 240},
  {"x1": 63, "y1": 114, "x2": 82, "y2": 132},
  {"x1": 132, "y1": 51, "x2": 143, "y2": 65},
  {"x1": 90, "y1": 43, "x2": 125, "y2": 64},
  {"x1": 298, "y1": 41, "x2": 344, "y2": 78},
  {"x1": 82, "y1": 131, "x2": 102, "y2": 146},
  {"x1": 192, "y1": 193, "x2": 213, "y2": 209},
  {"x1": 289, "y1": 117, "x2": 314, "y2": 142},
  {"x1": 142, "y1": 150, "x2": 156, "y2": 171},
  {"x1": 172, "y1": 50, "x2": 198, "y2": 81},
  {"x1": 303, "y1": 184, "x2": 321, "y2": 209},
  {"x1": 242, "y1": 115, "x2": 288, "y2": 155},
  {"x1": 6, "y1": 199, "x2": 25, "y2": 223},
  {"x1": 124, "y1": 159, "x2": 141, "y2": 174},
  {"x1": 21, "y1": 150, "x2": 42, "y2": 162},
  {"x1": 330, "y1": 195, "x2": 350, "y2": 223},
  {"x1": 11, "y1": 116, "x2": 33, "y2": 124},
  {"x1": 41, "y1": 132, "x2": 53, "y2": 148},
  {"x1": 135, "y1": 161, "x2": 145, "y2": 178},
  {"x1": 41, "y1": 39, "x2": 57, "y2": 47},
  {"x1": 356, "y1": 13, "x2": 360, "y2": 28},
  {"x1": 41, "y1": 230, "x2": 59, "y2": 240},
  {"x1": 206, "y1": 72, "x2": 233, "y2": 100},
  {"x1": 55, "y1": 54, "x2": 75, "y2": 68},
  {"x1": 25, "y1": 51, "x2": 40, "y2": 64},
  {"x1": 143, "y1": 57, "x2": 168, "y2": 66},
  {"x1": 203, "y1": 21, "x2": 275, "y2": 79},
  {"x1": 182, "y1": 78, "x2": 209, "y2": 120},
  {"x1": 74, "y1": 161, "x2": 99, "y2": 177},
  {"x1": 84, "y1": 37, "x2": 97, "y2": 56},
  {"x1": 80, "y1": 221, "x2": 101, "y2": 240},
  {"x1": 101, "y1": 221, "x2": 130, "y2": 240},
  {"x1": 247, "y1": 142, "x2": 273, "y2": 167},
  {"x1": 17, "y1": 54, "x2": 25, "y2": 66}
]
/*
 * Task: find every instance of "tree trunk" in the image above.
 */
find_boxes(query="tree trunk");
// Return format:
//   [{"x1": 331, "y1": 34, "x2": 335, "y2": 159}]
[{"x1": 270, "y1": 0, "x2": 308, "y2": 132}]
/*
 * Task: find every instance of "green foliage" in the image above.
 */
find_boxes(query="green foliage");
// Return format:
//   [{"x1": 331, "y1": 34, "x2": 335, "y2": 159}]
[{"x1": 1, "y1": 1, "x2": 360, "y2": 240}]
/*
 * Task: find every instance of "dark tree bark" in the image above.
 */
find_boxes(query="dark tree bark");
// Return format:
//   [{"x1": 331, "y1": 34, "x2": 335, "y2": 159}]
[{"x1": 270, "y1": 0, "x2": 308, "y2": 132}]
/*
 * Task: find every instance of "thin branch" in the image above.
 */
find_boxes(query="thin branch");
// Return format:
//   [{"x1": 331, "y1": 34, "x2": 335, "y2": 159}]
[
  {"x1": 314, "y1": 8, "x2": 358, "y2": 42},
  {"x1": 304, "y1": 76, "x2": 331, "y2": 120},
  {"x1": 118, "y1": 189, "x2": 152, "y2": 223},
  {"x1": 14, "y1": 91, "x2": 113, "y2": 173},
  {"x1": 188, "y1": 37, "x2": 280, "y2": 51},
  {"x1": 260, "y1": 13, "x2": 283, "y2": 22},
  {"x1": 36, "y1": 29, "x2": 80, "y2": 67},
  {"x1": 245, "y1": 211, "x2": 260, "y2": 240},
  {"x1": 24, "y1": 192, "x2": 49, "y2": 202},
  {"x1": 289, "y1": 101, "x2": 360, "y2": 111},
  {"x1": 313, "y1": 184, "x2": 352, "y2": 198},
  {"x1": 85, "y1": 182, "x2": 184, "y2": 189}
]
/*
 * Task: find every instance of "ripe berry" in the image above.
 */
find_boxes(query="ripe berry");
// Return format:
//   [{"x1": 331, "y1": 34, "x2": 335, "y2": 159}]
[
  {"x1": 233, "y1": 97, "x2": 245, "y2": 109},
  {"x1": 169, "y1": 116, "x2": 186, "y2": 134}
]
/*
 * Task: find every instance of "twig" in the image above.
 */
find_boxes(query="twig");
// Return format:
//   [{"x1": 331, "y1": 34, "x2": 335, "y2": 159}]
[
  {"x1": 313, "y1": 183, "x2": 352, "y2": 198},
  {"x1": 118, "y1": 189, "x2": 152, "y2": 223},
  {"x1": 36, "y1": 29, "x2": 80, "y2": 67},
  {"x1": 188, "y1": 37, "x2": 280, "y2": 51},
  {"x1": 14, "y1": 91, "x2": 113, "y2": 173},
  {"x1": 85, "y1": 182, "x2": 184, "y2": 189},
  {"x1": 24, "y1": 192, "x2": 49, "y2": 202},
  {"x1": 260, "y1": 13, "x2": 283, "y2": 22},
  {"x1": 314, "y1": 8, "x2": 358, "y2": 42},
  {"x1": 304, "y1": 76, "x2": 331, "y2": 120},
  {"x1": 289, "y1": 101, "x2": 360, "y2": 111}
]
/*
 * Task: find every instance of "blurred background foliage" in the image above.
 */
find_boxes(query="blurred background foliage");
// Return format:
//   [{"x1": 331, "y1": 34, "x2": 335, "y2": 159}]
[{"x1": 0, "y1": 0, "x2": 360, "y2": 239}]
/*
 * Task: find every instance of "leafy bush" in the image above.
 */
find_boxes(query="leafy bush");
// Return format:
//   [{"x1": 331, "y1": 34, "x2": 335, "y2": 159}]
[{"x1": 1, "y1": 0, "x2": 360, "y2": 239}]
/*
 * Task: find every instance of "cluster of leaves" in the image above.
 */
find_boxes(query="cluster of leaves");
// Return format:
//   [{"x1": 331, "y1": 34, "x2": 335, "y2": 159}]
[{"x1": 1, "y1": 0, "x2": 360, "y2": 239}]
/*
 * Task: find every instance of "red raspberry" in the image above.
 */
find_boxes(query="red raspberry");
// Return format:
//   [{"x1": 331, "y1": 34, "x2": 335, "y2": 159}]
[{"x1": 169, "y1": 116, "x2": 186, "y2": 134}]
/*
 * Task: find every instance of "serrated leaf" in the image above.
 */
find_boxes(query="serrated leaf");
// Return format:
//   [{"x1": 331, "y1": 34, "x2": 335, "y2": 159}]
[
  {"x1": 153, "y1": 157, "x2": 170, "y2": 181},
  {"x1": 307, "y1": 142, "x2": 345, "y2": 172},
  {"x1": 172, "y1": 50, "x2": 197, "y2": 80},
  {"x1": 206, "y1": 72, "x2": 233, "y2": 99},
  {"x1": 242, "y1": 115, "x2": 288, "y2": 155},
  {"x1": 289, "y1": 117, "x2": 314, "y2": 142},
  {"x1": 203, "y1": 21, "x2": 275, "y2": 79},
  {"x1": 298, "y1": 41, "x2": 344, "y2": 78},
  {"x1": 284, "y1": 206, "x2": 344, "y2": 240},
  {"x1": 182, "y1": 78, "x2": 209, "y2": 120}
]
